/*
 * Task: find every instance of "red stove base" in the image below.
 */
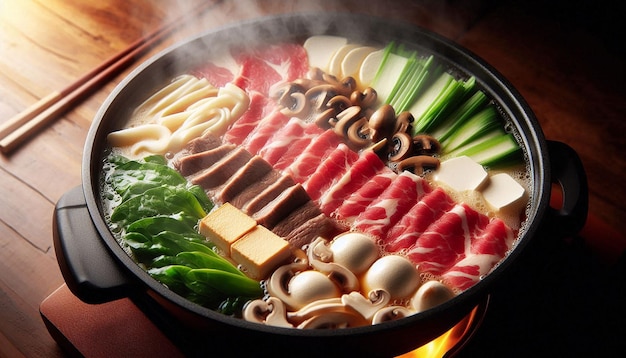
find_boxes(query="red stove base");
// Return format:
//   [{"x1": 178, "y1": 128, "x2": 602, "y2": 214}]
[
  {"x1": 40, "y1": 284, "x2": 184, "y2": 358},
  {"x1": 40, "y1": 284, "x2": 486, "y2": 358}
]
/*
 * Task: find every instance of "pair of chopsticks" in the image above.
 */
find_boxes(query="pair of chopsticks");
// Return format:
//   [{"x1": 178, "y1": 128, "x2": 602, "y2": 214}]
[{"x1": 0, "y1": 1, "x2": 219, "y2": 154}]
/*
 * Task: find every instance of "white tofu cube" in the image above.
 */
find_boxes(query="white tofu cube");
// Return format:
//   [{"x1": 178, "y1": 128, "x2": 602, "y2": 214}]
[
  {"x1": 481, "y1": 173, "x2": 526, "y2": 215},
  {"x1": 434, "y1": 156, "x2": 489, "y2": 192}
]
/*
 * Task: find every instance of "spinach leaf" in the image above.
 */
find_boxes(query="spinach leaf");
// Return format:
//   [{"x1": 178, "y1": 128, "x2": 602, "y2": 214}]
[
  {"x1": 111, "y1": 186, "x2": 206, "y2": 228},
  {"x1": 185, "y1": 269, "x2": 263, "y2": 298},
  {"x1": 127, "y1": 216, "x2": 199, "y2": 239}
]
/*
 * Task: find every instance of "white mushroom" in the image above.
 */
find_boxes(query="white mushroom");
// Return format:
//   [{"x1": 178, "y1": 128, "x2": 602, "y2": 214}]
[
  {"x1": 242, "y1": 297, "x2": 293, "y2": 328},
  {"x1": 329, "y1": 232, "x2": 379, "y2": 275},
  {"x1": 288, "y1": 297, "x2": 367, "y2": 328},
  {"x1": 371, "y1": 306, "x2": 414, "y2": 325},
  {"x1": 362, "y1": 255, "x2": 421, "y2": 300},
  {"x1": 267, "y1": 263, "x2": 341, "y2": 311},
  {"x1": 341, "y1": 290, "x2": 390, "y2": 320},
  {"x1": 307, "y1": 237, "x2": 360, "y2": 293},
  {"x1": 297, "y1": 310, "x2": 367, "y2": 329},
  {"x1": 410, "y1": 280, "x2": 456, "y2": 313}
]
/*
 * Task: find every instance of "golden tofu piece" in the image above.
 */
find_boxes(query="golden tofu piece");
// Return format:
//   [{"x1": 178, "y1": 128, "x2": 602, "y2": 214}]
[
  {"x1": 231, "y1": 226, "x2": 292, "y2": 280},
  {"x1": 199, "y1": 203, "x2": 256, "y2": 254}
]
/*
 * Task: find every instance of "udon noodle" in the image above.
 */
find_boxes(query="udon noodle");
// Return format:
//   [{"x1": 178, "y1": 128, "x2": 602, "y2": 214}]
[{"x1": 107, "y1": 75, "x2": 249, "y2": 156}]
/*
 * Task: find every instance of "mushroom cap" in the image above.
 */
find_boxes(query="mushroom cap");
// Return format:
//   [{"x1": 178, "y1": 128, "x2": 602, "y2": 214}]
[
  {"x1": 362, "y1": 255, "x2": 421, "y2": 299},
  {"x1": 288, "y1": 270, "x2": 341, "y2": 310},
  {"x1": 330, "y1": 232, "x2": 379, "y2": 275}
]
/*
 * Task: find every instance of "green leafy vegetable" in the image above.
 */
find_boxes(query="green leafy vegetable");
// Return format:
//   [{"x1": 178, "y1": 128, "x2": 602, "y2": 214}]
[
  {"x1": 104, "y1": 154, "x2": 261, "y2": 314},
  {"x1": 111, "y1": 186, "x2": 207, "y2": 228},
  {"x1": 148, "y1": 265, "x2": 263, "y2": 310}
]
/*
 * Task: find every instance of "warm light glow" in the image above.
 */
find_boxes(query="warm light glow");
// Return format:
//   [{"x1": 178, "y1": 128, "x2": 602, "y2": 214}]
[{"x1": 396, "y1": 304, "x2": 483, "y2": 358}]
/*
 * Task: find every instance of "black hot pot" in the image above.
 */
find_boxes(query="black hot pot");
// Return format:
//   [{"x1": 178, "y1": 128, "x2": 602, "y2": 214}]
[{"x1": 53, "y1": 13, "x2": 588, "y2": 357}]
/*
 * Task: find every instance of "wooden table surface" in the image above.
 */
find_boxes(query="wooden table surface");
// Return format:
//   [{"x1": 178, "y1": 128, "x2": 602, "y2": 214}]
[{"x1": 1, "y1": 0, "x2": 624, "y2": 356}]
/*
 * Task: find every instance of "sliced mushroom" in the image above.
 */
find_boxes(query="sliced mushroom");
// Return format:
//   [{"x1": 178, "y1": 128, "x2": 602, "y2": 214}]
[
  {"x1": 341, "y1": 290, "x2": 391, "y2": 320},
  {"x1": 346, "y1": 117, "x2": 371, "y2": 148},
  {"x1": 307, "y1": 237, "x2": 360, "y2": 293},
  {"x1": 413, "y1": 134, "x2": 441, "y2": 155},
  {"x1": 296, "y1": 309, "x2": 367, "y2": 329},
  {"x1": 280, "y1": 92, "x2": 310, "y2": 117},
  {"x1": 371, "y1": 306, "x2": 414, "y2": 325},
  {"x1": 287, "y1": 296, "x2": 367, "y2": 328},
  {"x1": 397, "y1": 155, "x2": 440, "y2": 174},
  {"x1": 395, "y1": 111, "x2": 414, "y2": 134},
  {"x1": 269, "y1": 82, "x2": 305, "y2": 102},
  {"x1": 332, "y1": 106, "x2": 362, "y2": 136},
  {"x1": 288, "y1": 297, "x2": 343, "y2": 323},
  {"x1": 326, "y1": 95, "x2": 352, "y2": 114},
  {"x1": 388, "y1": 132, "x2": 414, "y2": 162},
  {"x1": 320, "y1": 73, "x2": 356, "y2": 96},
  {"x1": 305, "y1": 84, "x2": 339, "y2": 112},
  {"x1": 243, "y1": 297, "x2": 293, "y2": 328},
  {"x1": 314, "y1": 108, "x2": 337, "y2": 129}
]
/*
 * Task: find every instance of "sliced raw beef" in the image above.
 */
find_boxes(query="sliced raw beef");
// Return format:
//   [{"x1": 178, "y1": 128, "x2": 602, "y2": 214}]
[
  {"x1": 441, "y1": 218, "x2": 515, "y2": 291},
  {"x1": 285, "y1": 129, "x2": 342, "y2": 184},
  {"x1": 232, "y1": 43, "x2": 309, "y2": 95},
  {"x1": 258, "y1": 117, "x2": 308, "y2": 166},
  {"x1": 303, "y1": 143, "x2": 360, "y2": 201},
  {"x1": 406, "y1": 203, "x2": 490, "y2": 276},
  {"x1": 352, "y1": 171, "x2": 431, "y2": 240},
  {"x1": 260, "y1": 43, "x2": 309, "y2": 82},
  {"x1": 191, "y1": 62, "x2": 234, "y2": 88},
  {"x1": 223, "y1": 91, "x2": 276, "y2": 145},
  {"x1": 241, "y1": 110, "x2": 290, "y2": 155},
  {"x1": 272, "y1": 123, "x2": 324, "y2": 171},
  {"x1": 318, "y1": 150, "x2": 387, "y2": 216},
  {"x1": 383, "y1": 187, "x2": 456, "y2": 252},
  {"x1": 335, "y1": 171, "x2": 397, "y2": 223}
]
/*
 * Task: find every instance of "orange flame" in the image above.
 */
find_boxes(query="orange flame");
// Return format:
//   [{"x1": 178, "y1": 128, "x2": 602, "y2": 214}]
[{"x1": 396, "y1": 299, "x2": 487, "y2": 358}]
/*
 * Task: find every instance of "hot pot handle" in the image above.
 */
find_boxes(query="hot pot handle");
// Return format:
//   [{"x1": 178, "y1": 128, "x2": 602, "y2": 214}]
[
  {"x1": 53, "y1": 186, "x2": 136, "y2": 304},
  {"x1": 546, "y1": 140, "x2": 589, "y2": 237}
]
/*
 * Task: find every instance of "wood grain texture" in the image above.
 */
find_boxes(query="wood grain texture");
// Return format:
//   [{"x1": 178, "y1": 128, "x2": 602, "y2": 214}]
[{"x1": 0, "y1": 0, "x2": 623, "y2": 356}]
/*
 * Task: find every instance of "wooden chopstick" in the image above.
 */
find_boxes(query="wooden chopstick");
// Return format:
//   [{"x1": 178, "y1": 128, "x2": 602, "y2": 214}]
[{"x1": 0, "y1": 1, "x2": 219, "y2": 154}]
